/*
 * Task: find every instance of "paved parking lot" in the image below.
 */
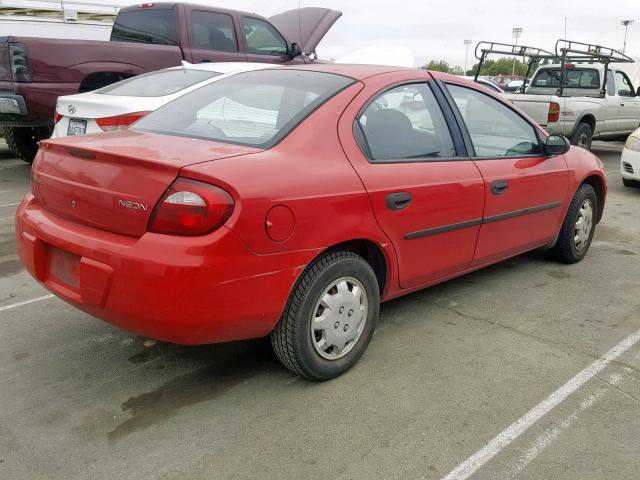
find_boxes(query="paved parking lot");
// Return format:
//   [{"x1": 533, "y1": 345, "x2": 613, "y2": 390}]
[{"x1": 1, "y1": 139, "x2": 639, "y2": 479}]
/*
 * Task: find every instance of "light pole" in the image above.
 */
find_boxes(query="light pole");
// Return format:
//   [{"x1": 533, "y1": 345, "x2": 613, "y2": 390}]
[
  {"x1": 464, "y1": 39, "x2": 472, "y2": 74},
  {"x1": 621, "y1": 19, "x2": 634, "y2": 53},
  {"x1": 512, "y1": 27, "x2": 523, "y2": 76}
]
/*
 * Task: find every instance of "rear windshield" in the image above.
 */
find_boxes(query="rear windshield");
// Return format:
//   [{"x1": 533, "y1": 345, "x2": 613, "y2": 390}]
[
  {"x1": 95, "y1": 69, "x2": 220, "y2": 97},
  {"x1": 132, "y1": 69, "x2": 355, "y2": 148},
  {"x1": 111, "y1": 8, "x2": 177, "y2": 45},
  {"x1": 531, "y1": 68, "x2": 601, "y2": 89}
]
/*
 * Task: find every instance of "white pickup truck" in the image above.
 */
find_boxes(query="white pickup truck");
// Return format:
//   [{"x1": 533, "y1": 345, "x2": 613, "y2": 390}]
[{"x1": 505, "y1": 63, "x2": 640, "y2": 149}]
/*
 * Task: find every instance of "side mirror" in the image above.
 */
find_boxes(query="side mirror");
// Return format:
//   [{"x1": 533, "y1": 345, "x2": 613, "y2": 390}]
[
  {"x1": 545, "y1": 135, "x2": 570, "y2": 156},
  {"x1": 289, "y1": 42, "x2": 302, "y2": 58}
]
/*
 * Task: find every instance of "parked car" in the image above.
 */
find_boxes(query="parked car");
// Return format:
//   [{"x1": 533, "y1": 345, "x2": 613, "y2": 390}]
[
  {"x1": 16, "y1": 65, "x2": 606, "y2": 380},
  {"x1": 52, "y1": 62, "x2": 274, "y2": 138},
  {"x1": 490, "y1": 74, "x2": 522, "y2": 89},
  {"x1": 462, "y1": 76, "x2": 504, "y2": 93},
  {"x1": 0, "y1": 2, "x2": 341, "y2": 162},
  {"x1": 503, "y1": 78, "x2": 529, "y2": 92},
  {"x1": 505, "y1": 64, "x2": 640, "y2": 149},
  {"x1": 621, "y1": 127, "x2": 640, "y2": 187}
]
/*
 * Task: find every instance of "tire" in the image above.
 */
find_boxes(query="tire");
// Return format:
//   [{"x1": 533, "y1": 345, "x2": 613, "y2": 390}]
[
  {"x1": 271, "y1": 250, "x2": 380, "y2": 381},
  {"x1": 549, "y1": 184, "x2": 598, "y2": 263},
  {"x1": 3, "y1": 126, "x2": 52, "y2": 164},
  {"x1": 570, "y1": 122, "x2": 593, "y2": 150},
  {"x1": 622, "y1": 178, "x2": 640, "y2": 188}
]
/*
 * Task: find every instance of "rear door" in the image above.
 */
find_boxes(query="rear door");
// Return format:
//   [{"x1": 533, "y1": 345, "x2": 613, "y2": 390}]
[
  {"x1": 443, "y1": 81, "x2": 569, "y2": 266},
  {"x1": 339, "y1": 74, "x2": 485, "y2": 289},
  {"x1": 185, "y1": 8, "x2": 247, "y2": 63}
]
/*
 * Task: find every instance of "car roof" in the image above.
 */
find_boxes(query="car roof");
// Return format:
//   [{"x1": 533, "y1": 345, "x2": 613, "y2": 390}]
[{"x1": 278, "y1": 63, "x2": 416, "y2": 80}]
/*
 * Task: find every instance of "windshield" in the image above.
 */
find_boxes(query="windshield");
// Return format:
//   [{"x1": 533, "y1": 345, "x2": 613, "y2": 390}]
[
  {"x1": 531, "y1": 68, "x2": 601, "y2": 89},
  {"x1": 111, "y1": 8, "x2": 177, "y2": 45},
  {"x1": 95, "y1": 69, "x2": 220, "y2": 97},
  {"x1": 133, "y1": 69, "x2": 355, "y2": 148}
]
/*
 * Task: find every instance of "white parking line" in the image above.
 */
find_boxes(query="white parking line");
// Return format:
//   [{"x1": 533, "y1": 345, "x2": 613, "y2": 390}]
[
  {"x1": 0, "y1": 202, "x2": 19, "y2": 208},
  {"x1": 441, "y1": 327, "x2": 640, "y2": 480},
  {"x1": 0, "y1": 294, "x2": 54, "y2": 313}
]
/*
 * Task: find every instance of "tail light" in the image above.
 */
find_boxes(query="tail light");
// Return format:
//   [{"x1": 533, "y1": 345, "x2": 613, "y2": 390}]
[
  {"x1": 95, "y1": 111, "x2": 150, "y2": 131},
  {"x1": 148, "y1": 178, "x2": 234, "y2": 236},
  {"x1": 54, "y1": 113, "x2": 63, "y2": 124},
  {"x1": 548, "y1": 102, "x2": 560, "y2": 124},
  {"x1": 9, "y1": 43, "x2": 31, "y2": 82}
]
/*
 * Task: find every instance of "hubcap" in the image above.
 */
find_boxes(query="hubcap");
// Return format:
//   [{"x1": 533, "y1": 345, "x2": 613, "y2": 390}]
[
  {"x1": 310, "y1": 277, "x2": 368, "y2": 360},
  {"x1": 574, "y1": 199, "x2": 594, "y2": 251},
  {"x1": 578, "y1": 133, "x2": 589, "y2": 149}
]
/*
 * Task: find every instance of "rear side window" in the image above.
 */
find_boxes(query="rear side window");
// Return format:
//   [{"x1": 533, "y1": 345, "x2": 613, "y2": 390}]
[
  {"x1": 531, "y1": 68, "x2": 600, "y2": 89},
  {"x1": 111, "y1": 9, "x2": 177, "y2": 45},
  {"x1": 95, "y1": 69, "x2": 220, "y2": 97},
  {"x1": 243, "y1": 17, "x2": 288, "y2": 55},
  {"x1": 192, "y1": 11, "x2": 238, "y2": 52},
  {"x1": 133, "y1": 69, "x2": 355, "y2": 148},
  {"x1": 356, "y1": 83, "x2": 456, "y2": 161},
  {"x1": 447, "y1": 84, "x2": 542, "y2": 157}
]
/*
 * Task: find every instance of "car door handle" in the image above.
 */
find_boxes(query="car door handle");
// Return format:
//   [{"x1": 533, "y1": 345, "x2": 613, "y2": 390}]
[
  {"x1": 491, "y1": 180, "x2": 509, "y2": 195},
  {"x1": 621, "y1": 102, "x2": 625, "y2": 107},
  {"x1": 386, "y1": 192, "x2": 413, "y2": 211}
]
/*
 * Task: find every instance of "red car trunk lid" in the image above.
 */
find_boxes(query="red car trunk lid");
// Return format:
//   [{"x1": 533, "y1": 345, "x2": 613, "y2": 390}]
[{"x1": 32, "y1": 130, "x2": 259, "y2": 237}]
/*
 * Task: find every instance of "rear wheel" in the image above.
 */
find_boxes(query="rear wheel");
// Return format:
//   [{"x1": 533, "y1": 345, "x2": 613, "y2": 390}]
[
  {"x1": 271, "y1": 250, "x2": 379, "y2": 381},
  {"x1": 622, "y1": 178, "x2": 640, "y2": 188},
  {"x1": 570, "y1": 122, "x2": 593, "y2": 150},
  {"x1": 549, "y1": 184, "x2": 597, "y2": 263},
  {"x1": 3, "y1": 126, "x2": 52, "y2": 164}
]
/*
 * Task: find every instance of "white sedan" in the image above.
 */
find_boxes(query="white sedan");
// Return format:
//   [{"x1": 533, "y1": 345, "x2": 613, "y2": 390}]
[
  {"x1": 621, "y1": 128, "x2": 640, "y2": 187},
  {"x1": 52, "y1": 62, "x2": 274, "y2": 138}
]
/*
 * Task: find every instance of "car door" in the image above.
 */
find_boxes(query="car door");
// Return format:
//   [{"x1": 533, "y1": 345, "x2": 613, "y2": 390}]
[
  {"x1": 614, "y1": 70, "x2": 640, "y2": 132},
  {"x1": 443, "y1": 82, "x2": 570, "y2": 266},
  {"x1": 186, "y1": 9, "x2": 247, "y2": 63},
  {"x1": 240, "y1": 16, "x2": 292, "y2": 64},
  {"x1": 339, "y1": 76, "x2": 485, "y2": 289}
]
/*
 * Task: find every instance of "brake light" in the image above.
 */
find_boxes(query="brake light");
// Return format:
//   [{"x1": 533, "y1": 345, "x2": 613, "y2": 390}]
[
  {"x1": 148, "y1": 178, "x2": 234, "y2": 236},
  {"x1": 564, "y1": 64, "x2": 576, "y2": 69},
  {"x1": 548, "y1": 102, "x2": 560, "y2": 123},
  {"x1": 9, "y1": 43, "x2": 31, "y2": 82},
  {"x1": 95, "y1": 111, "x2": 151, "y2": 131},
  {"x1": 54, "y1": 112, "x2": 63, "y2": 124}
]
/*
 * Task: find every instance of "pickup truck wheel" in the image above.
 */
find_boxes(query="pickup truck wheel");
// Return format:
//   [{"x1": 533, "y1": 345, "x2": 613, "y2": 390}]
[
  {"x1": 3, "y1": 126, "x2": 52, "y2": 164},
  {"x1": 570, "y1": 123, "x2": 593, "y2": 150},
  {"x1": 549, "y1": 184, "x2": 597, "y2": 264},
  {"x1": 622, "y1": 178, "x2": 640, "y2": 188},
  {"x1": 271, "y1": 250, "x2": 379, "y2": 381}
]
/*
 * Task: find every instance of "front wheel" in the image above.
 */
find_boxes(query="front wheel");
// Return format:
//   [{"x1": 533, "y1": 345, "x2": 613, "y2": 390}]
[
  {"x1": 271, "y1": 250, "x2": 380, "y2": 381},
  {"x1": 549, "y1": 184, "x2": 598, "y2": 263}
]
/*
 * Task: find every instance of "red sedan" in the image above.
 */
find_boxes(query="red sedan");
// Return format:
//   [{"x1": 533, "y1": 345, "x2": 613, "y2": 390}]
[{"x1": 16, "y1": 65, "x2": 606, "y2": 380}]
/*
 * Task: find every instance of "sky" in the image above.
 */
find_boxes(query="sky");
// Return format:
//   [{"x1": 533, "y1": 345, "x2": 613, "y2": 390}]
[{"x1": 108, "y1": 0, "x2": 639, "y2": 67}]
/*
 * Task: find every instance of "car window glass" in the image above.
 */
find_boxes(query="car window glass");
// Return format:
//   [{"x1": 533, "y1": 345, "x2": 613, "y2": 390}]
[
  {"x1": 95, "y1": 69, "x2": 219, "y2": 97},
  {"x1": 615, "y1": 71, "x2": 634, "y2": 97},
  {"x1": 447, "y1": 84, "x2": 542, "y2": 157},
  {"x1": 133, "y1": 69, "x2": 354, "y2": 148},
  {"x1": 243, "y1": 17, "x2": 288, "y2": 55},
  {"x1": 531, "y1": 68, "x2": 600, "y2": 89},
  {"x1": 192, "y1": 11, "x2": 238, "y2": 52},
  {"x1": 110, "y1": 9, "x2": 177, "y2": 45},
  {"x1": 357, "y1": 83, "x2": 456, "y2": 161}
]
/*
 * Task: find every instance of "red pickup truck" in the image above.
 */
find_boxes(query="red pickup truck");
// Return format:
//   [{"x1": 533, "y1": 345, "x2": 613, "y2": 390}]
[{"x1": 0, "y1": 2, "x2": 341, "y2": 162}]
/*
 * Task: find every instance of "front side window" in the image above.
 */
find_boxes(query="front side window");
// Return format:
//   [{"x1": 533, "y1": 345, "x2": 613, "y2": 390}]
[
  {"x1": 243, "y1": 17, "x2": 288, "y2": 55},
  {"x1": 96, "y1": 69, "x2": 219, "y2": 97},
  {"x1": 615, "y1": 71, "x2": 634, "y2": 97},
  {"x1": 356, "y1": 83, "x2": 456, "y2": 161},
  {"x1": 447, "y1": 84, "x2": 542, "y2": 157},
  {"x1": 531, "y1": 68, "x2": 600, "y2": 89},
  {"x1": 192, "y1": 11, "x2": 238, "y2": 52},
  {"x1": 133, "y1": 69, "x2": 354, "y2": 148},
  {"x1": 111, "y1": 9, "x2": 177, "y2": 45}
]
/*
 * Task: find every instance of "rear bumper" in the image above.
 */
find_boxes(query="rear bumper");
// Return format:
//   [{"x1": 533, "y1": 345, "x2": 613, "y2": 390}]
[
  {"x1": 621, "y1": 147, "x2": 640, "y2": 180},
  {"x1": 16, "y1": 194, "x2": 317, "y2": 344}
]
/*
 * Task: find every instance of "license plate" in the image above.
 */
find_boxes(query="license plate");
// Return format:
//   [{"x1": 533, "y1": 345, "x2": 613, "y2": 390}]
[{"x1": 67, "y1": 118, "x2": 87, "y2": 136}]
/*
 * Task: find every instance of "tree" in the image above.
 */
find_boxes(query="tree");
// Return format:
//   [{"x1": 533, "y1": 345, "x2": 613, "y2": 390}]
[
  {"x1": 450, "y1": 65, "x2": 464, "y2": 75},
  {"x1": 467, "y1": 57, "x2": 531, "y2": 77},
  {"x1": 422, "y1": 60, "x2": 451, "y2": 73}
]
